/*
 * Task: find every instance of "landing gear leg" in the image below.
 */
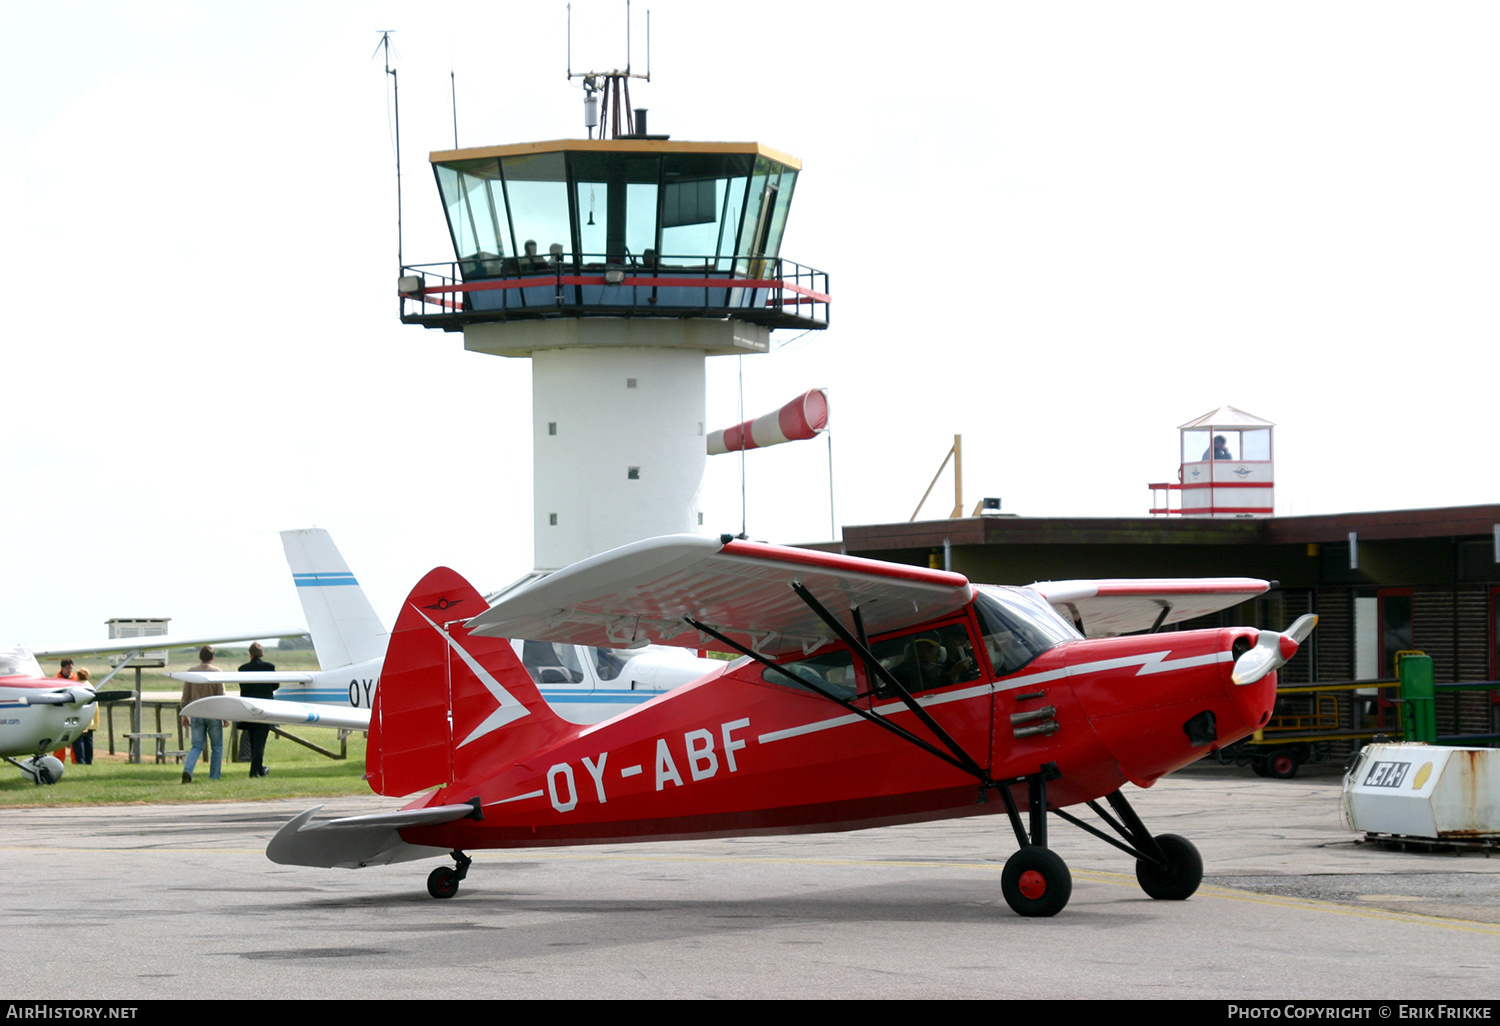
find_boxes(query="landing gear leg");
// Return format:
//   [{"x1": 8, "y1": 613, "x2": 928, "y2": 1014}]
[
  {"x1": 1093, "y1": 790, "x2": 1203, "y2": 901},
  {"x1": 427, "y1": 850, "x2": 472, "y2": 899},
  {"x1": 996, "y1": 765, "x2": 1072, "y2": 917}
]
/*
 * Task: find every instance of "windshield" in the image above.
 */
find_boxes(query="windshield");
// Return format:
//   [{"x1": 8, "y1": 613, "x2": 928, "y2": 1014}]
[
  {"x1": 0, "y1": 646, "x2": 42, "y2": 678},
  {"x1": 973, "y1": 586, "x2": 1080, "y2": 676}
]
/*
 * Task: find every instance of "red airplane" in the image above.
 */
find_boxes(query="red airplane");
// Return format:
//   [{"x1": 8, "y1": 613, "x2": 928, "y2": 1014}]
[{"x1": 269, "y1": 535, "x2": 1315, "y2": 917}]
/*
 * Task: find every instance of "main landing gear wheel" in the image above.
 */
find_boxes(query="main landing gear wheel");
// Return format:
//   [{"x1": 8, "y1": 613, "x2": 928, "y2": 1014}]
[
  {"x1": 1001, "y1": 845, "x2": 1072, "y2": 917},
  {"x1": 1135, "y1": 833, "x2": 1203, "y2": 900},
  {"x1": 427, "y1": 866, "x2": 460, "y2": 899}
]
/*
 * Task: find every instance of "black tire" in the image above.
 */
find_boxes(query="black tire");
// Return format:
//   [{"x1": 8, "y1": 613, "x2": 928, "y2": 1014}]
[
  {"x1": 427, "y1": 866, "x2": 460, "y2": 900},
  {"x1": 1001, "y1": 846, "x2": 1072, "y2": 917},
  {"x1": 1250, "y1": 759, "x2": 1271, "y2": 778},
  {"x1": 1136, "y1": 833, "x2": 1203, "y2": 900},
  {"x1": 1266, "y1": 748, "x2": 1300, "y2": 779}
]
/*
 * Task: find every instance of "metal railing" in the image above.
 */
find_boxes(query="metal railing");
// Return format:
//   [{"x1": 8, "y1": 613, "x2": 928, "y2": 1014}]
[{"x1": 397, "y1": 252, "x2": 830, "y2": 330}]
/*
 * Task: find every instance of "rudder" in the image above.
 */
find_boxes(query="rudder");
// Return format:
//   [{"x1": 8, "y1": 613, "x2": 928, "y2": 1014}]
[
  {"x1": 368, "y1": 566, "x2": 575, "y2": 797},
  {"x1": 281, "y1": 528, "x2": 388, "y2": 669}
]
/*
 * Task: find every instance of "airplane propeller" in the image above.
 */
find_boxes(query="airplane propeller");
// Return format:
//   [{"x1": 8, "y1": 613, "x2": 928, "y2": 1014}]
[
  {"x1": 92, "y1": 690, "x2": 134, "y2": 703},
  {"x1": 1231, "y1": 614, "x2": 1318, "y2": 686}
]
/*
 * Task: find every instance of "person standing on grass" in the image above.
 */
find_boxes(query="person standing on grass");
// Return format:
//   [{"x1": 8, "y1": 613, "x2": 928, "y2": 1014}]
[
  {"x1": 51, "y1": 659, "x2": 76, "y2": 763},
  {"x1": 72, "y1": 668, "x2": 97, "y2": 765},
  {"x1": 238, "y1": 642, "x2": 278, "y2": 778},
  {"x1": 179, "y1": 646, "x2": 224, "y2": 783}
]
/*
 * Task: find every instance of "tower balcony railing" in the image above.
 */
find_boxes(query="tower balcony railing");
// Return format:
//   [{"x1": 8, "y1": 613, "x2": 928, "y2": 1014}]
[{"x1": 398, "y1": 253, "x2": 830, "y2": 332}]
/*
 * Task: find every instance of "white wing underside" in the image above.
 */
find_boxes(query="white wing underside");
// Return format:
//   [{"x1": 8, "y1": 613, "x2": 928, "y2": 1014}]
[
  {"x1": 466, "y1": 534, "x2": 975, "y2": 658},
  {"x1": 1026, "y1": 578, "x2": 1270, "y2": 637}
]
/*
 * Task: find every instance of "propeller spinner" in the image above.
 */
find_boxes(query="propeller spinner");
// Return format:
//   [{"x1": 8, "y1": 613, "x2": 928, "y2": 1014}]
[{"x1": 1231, "y1": 614, "x2": 1318, "y2": 686}]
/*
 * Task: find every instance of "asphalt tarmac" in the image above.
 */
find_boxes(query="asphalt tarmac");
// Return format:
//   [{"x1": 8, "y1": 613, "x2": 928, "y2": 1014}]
[{"x1": 6, "y1": 762, "x2": 1499, "y2": 1000}]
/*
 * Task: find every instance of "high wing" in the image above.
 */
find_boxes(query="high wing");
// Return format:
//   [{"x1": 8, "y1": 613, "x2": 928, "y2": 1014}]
[
  {"x1": 466, "y1": 534, "x2": 974, "y2": 658},
  {"x1": 181, "y1": 695, "x2": 370, "y2": 731},
  {"x1": 1026, "y1": 578, "x2": 1270, "y2": 637},
  {"x1": 31, "y1": 628, "x2": 308, "y2": 659}
]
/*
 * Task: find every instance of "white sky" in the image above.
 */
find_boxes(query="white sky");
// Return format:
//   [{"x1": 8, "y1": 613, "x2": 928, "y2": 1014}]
[{"x1": 3, "y1": 1, "x2": 1497, "y2": 644}]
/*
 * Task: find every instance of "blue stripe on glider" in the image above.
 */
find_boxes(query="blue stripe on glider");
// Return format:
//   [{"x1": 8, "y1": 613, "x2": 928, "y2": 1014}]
[{"x1": 293, "y1": 573, "x2": 360, "y2": 588}]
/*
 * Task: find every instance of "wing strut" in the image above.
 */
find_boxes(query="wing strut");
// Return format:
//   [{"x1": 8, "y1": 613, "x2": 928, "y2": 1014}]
[
  {"x1": 1148, "y1": 602, "x2": 1173, "y2": 634},
  {"x1": 788, "y1": 580, "x2": 992, "y2": 784},
  {"x1": 683, "y1": 617, "x2": 979, "y2": 779}
]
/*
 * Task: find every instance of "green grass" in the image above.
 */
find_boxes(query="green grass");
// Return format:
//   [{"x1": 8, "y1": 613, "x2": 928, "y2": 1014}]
[
  {"x1": 6, "y1": 644, "x2": 375, "y2": 807},
  {"x1": 1, "y1": 730, "x2": 372, "y2": 806}
]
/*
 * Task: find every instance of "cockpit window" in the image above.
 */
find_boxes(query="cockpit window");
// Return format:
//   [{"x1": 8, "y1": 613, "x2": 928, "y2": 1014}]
[
  {"x1": 761, "y1": 649, "x2": 858, "y2": 700},
  {"x1": 972, "y1": 586, "x2": 1079, "y2": 676},
  {"x1": 868, "y1": 622, "x2": 981, "y2": 696},
  {"x1": 520, "y1": 641, "x2": 586, "y2": 684}
]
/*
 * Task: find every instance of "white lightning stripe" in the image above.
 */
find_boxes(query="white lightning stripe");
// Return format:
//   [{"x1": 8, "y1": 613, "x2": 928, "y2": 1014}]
[
  {"x1": 1127, "y1": 651, "x2": 1229, "y2": 675},
  {"x1": 491, "y1": 789, "x2": 544, "y2": 805},
  {"x1": 757, "y1": 646, "x2": 1231, "y2": 746},
  {"x1": 410, "y1": 606, "x2": 531, "y2": 748},
  {"x1": 759, "y1": 711, "x2": 863, "y2": 744},
  {"x1": 760, "y1": 682, "x2": 997, "y2": 744}
]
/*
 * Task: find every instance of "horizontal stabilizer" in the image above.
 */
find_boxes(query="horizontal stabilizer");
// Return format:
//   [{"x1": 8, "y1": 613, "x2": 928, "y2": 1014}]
[
  {"x1": 1026, "y1": 578, "x2": 1269, "y2": 637},
  {"x1": 170, "y1": 671, "x2": 315, "y2": 685},
  {"x1": 181, "y1": 695, "x2": 370, "y2": 731},
  {"x1": 267, "y1": 803, "x2": 477, "y2": 869}
]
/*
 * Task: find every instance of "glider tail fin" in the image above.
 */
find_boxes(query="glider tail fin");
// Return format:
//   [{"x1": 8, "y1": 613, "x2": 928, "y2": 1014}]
[
  {"x1": 280, "y1": 528, "x2": 387, "y2": 670},
  {"x1": 368, "y1": 567, "x2": 573, "y2": 798}
]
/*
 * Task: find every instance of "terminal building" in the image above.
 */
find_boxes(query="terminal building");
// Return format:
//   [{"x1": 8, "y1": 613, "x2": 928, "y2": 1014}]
[{"x1": 824, "y1": 409, "x2": 1499, "y2": 741}]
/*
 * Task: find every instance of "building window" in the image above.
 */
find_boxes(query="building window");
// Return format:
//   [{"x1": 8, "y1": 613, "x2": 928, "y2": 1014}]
[
  {"x1": 627, "y1": 467, "x2": 640, "y2": 480},
  {"x1": 548, "y1": 422, "x2": 557, "y2": 435},
  {"x1": 549, "y1": 513, "x2": 558, "y2": 526}
]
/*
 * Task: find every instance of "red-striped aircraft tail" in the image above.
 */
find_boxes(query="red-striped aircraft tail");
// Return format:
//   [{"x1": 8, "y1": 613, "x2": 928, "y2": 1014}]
[{"x1": 367, "y1": 567, "x2": 575, "y2": 797}]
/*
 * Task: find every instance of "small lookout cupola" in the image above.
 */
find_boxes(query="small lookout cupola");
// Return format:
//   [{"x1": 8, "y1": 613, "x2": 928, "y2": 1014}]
[{"x1": 1149, "y1": 405, "x2": 1275, "y2": 517}]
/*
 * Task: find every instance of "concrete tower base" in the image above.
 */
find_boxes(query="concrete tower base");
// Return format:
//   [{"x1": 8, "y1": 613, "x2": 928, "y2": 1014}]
[{"x1": 464, "y1": 318, "x2": 769, "y2": 571}]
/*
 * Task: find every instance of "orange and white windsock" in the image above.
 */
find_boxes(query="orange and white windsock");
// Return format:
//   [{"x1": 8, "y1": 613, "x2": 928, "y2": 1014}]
[{"x1": 708, "y1": 388, "x2": 829, "y2": 456}]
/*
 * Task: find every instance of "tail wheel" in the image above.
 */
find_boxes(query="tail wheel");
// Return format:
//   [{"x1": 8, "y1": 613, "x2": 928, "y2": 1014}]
[
  {"x1": 1001, "y1": 846, "x2": 1072, "y2": 917},
  {"x1": 427, "y1": 866, "x2": 460, "y2": 899},
  {"x1": 1135, "y1": 833, "x2": 1203, "y2": 900},
  {"x1": 1266, "y1": 748, "x2": 1300, "y2": 779}
]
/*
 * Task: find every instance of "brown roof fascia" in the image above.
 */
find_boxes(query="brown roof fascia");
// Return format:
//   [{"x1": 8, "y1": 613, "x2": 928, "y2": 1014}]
[
  {"x1": 842, "y1": 516, "x2": 1266, "y2": 551},
  {"x1": 839, "y1": 504, "x2": 1500, "y2": 553},
  {"x1": 1264, "y1": 505, "x2": 1500, "y2": 544}
]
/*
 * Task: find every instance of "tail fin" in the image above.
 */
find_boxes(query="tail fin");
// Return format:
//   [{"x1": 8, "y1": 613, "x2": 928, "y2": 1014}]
[
  {"x1": 368, "y1": 566, "x2": 575, "y2": 798},
  {"x1": 280, "y1": 529, "x2": 387, "y2": 669}
]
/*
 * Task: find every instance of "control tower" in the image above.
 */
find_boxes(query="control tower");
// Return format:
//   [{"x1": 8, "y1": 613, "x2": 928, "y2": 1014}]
[{"x1": 397, "y1": 120, "x2": 829, "y2": 571}]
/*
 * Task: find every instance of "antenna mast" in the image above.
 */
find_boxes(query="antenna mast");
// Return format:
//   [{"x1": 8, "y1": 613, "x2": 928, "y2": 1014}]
[
  {"x1": 568, "y1": 1, "x2": 651, "y2": 139},
  {"x1": 376, "y1": 30, "x2": 403, "y2": 269}
]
